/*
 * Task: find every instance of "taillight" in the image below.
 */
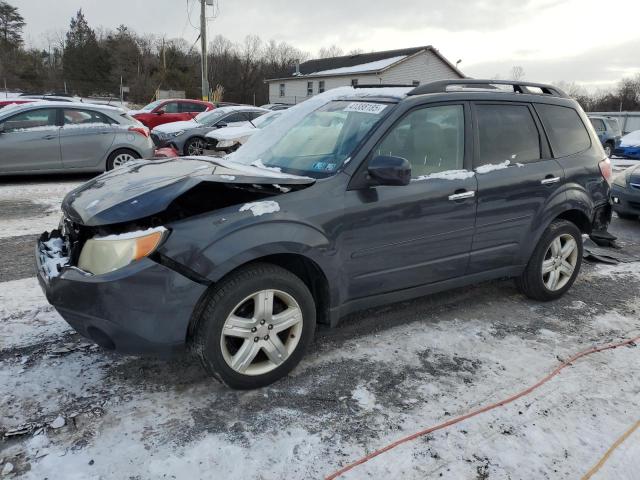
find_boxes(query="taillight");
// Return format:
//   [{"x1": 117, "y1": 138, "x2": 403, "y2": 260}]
[
  {"x1": 129, "y1": 126, "x2": 150, "y2": 138},
  {"x1": 599, "y1": 158, "x2": 612, "y2": 184}
]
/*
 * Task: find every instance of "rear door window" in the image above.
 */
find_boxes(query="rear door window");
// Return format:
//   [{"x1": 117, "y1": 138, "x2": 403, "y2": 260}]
[
  {"x1": 474, "y1": 104, "x2": 540, "y2": 167},
  {"x1": 63, "y1": 109, "x2": 112, "y2": 126},
  {"x1": 590, "y1": 118, "x2": 605, "y2": 132},
  {"x1": 224, "y1": 112, "x2": 249, "y2": 123},
  {"x1": 535, "y1": 104, "x2": 591, "y2": 157},
  {"x1": 180, "y1": 102, "x2": 207, "y2": 113}
]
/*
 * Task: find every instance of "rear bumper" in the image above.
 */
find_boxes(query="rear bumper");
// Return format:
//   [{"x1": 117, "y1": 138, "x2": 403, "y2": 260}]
[
  {"x1": 36, "y1": 231, "x2": 208, "y2": 355},
  {"x1": 611, "y1": 185, "x2": 640, "y2": 216}
]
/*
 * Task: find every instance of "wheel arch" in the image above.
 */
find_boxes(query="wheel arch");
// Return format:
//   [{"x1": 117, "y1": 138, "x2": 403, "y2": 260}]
[
  {"x1": 186, "y1": 252, "x2": 332, "y2": 343},
  {"x1": 183, "y1": 135, "x2": 206, "y2": 155}
]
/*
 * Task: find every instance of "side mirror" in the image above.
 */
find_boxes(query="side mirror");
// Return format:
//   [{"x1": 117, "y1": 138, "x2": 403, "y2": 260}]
[
  {"x1": 367, "y1": 155, "x2": 411, "y2": 186},
  {"x1": 156, "y1": 109, "x2": 165, "y2": 115},
  {"x1": 216, "y1": 121, "x2": 228, "y2": 128}
]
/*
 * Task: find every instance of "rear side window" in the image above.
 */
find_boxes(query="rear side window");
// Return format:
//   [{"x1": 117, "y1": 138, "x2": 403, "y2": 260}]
[
  {"x1": 590, "y1": 118, "x2": 605, "y2": 132},
  {"x1": 536, "y1": 104, "x2": 590, "y2": 157},
  {"x1": 181, "y1": 102, "x2": 207, "y2": 113},
  {"x1": 63, "y1": 109, "x2": 112, "y2": 125},
  {"x1": 475, "y1": 104, "x2": 540, "y2": 166}
]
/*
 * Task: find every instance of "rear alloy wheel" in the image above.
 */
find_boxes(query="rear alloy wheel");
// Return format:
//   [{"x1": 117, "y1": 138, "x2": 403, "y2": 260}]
[
  {"x1": 106, "y1": 149, "x2": 140, "y2": 171},
  {"x1": 516, "y1": 220, "x2": 583, "y2": 301},
  {"x1": 185, "y1": 137, "x2": 206, "y2": 156},
  {"x1": 193, "y1": 263, "x2": 316, "y2": 389}
]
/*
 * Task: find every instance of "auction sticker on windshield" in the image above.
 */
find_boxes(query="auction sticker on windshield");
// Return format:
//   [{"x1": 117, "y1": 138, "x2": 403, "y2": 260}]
[{"x1": 344, "y1": 102, "x2": 388, "y2": 114}]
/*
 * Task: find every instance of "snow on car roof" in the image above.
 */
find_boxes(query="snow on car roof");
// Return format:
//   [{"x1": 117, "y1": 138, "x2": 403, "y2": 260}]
[
  {"x1": 215, "y1": 105, "x2": 269, "y2": 114},
  {"x1": 0, "y1": 100, "x2": 125, "y2": 112},
  {"x1": 620, "y1": 130, "x2": 640, "y2": 146}
]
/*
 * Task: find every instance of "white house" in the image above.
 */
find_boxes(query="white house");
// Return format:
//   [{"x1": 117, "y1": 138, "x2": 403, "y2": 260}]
[{"x1": 265, "y1": 45, "x2": 464, "y2": 105}]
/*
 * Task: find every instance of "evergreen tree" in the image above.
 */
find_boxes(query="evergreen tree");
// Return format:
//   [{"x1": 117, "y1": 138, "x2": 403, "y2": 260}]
[
  {"x1": 63, "y1": 9, "x2": 111, "y2": 95},
  {"x1": 0, "y1": 0, "x2": 25, "y2": 49}
]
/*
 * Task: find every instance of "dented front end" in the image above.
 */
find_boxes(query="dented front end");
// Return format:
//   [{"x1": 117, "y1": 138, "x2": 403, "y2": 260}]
[{"x1": 35, "y1": 156, "x2": 315, "y2": 354}]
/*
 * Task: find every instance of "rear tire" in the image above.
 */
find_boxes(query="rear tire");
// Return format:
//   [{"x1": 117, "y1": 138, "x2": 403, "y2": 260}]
[
  {"x1": 192, "y1": 263, "x2": 316, "y2": 389},
  {"x1": 604, "y1": 142, "x2": 613, "y2": 157},
  {"x1": 106, "y1": 149, "x2": 140, "y2": 171},
  {"x1": 516, "y1": 220, "x2": 583, "y2": 301}
]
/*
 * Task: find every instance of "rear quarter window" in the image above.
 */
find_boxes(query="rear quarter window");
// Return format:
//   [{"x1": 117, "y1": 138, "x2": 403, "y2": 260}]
[{"x1": 536, "y1": 104, "x2": 591, "y2": 157}]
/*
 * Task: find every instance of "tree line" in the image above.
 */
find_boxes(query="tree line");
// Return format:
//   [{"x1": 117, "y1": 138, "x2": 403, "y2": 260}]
[
  {"x1": 0, "y1": 2, "x2": 309, "y2": 105},
  {"x1": 1, "y1": 1, "x2": 639, "y2": 110}
]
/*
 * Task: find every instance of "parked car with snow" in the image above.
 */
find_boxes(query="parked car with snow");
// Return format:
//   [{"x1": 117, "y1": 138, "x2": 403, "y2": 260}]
[
  {"x1": 260, "y1": 103, "x2": 292, "y2": 111},
  {"x1": 0, "y1": 101, "x2": 154, "y2": 174},
  {"x1": 612, "y1": 130, "x2": 640, "y2": 160},
  {"x1": 129, "y1": 99, "x2": 215, "y2": 129},
  {"x1": 36, "y1": 80, "x2": 612, "y2": 389},
  {"x1": 151, "y1": 105, "x2": 268, "y2": 155},
  {"x1": 611, "y1": 163, "x2": 640, "y2": 220},
  {"x1": 203, "y1": 110, "x2": 284, "y2": 155},
  {"x1": 588, "y1": 115, "x2": 621, "y2": 157}
]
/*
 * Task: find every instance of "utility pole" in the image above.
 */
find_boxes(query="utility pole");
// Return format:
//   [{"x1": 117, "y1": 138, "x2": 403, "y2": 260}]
[{"x1": 200, "y1": 0, "x2": 210, "y2": 101}]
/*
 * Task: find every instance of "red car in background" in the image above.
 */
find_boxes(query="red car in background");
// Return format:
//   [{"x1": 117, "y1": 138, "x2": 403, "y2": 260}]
[
  {"x1": 128, "y1": 99, "x2": 215, "y2": 129},
  {"x1": 0, "y1": 99, "x2": 36, "y2": 109}
]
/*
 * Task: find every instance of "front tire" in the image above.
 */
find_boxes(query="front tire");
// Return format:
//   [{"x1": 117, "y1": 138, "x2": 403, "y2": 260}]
[
  {"x1": 184, "y1": 137, "x2": 206, "y2": 156},
  {"x1": 516, "y1": 220, "x2": 583, "y2": 301},
  {"x1": 604, "y1": 143, "x2": 613, "y2": 157},
  {"x1": 193, "y1": 263, "x2": 316, "y2": 389}
]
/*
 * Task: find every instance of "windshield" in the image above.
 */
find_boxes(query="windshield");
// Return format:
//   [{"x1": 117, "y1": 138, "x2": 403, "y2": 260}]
[
  {"x1": 194, "y1": 109, "x2": 233, "y2": 126},
  {"x1": 229, "y1": 100, "x2": 390, "y2": 177},
  {"x1": 141, "y1": 100, "x2": 163, "y2": 112}
]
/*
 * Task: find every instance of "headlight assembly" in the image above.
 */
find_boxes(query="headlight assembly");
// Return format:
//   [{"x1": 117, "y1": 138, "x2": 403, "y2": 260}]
[
  {"x1": 78, "y1": 227, "x2": 168, "y2": 275},
  {"x1": 216, "y1": 139, "x2": 237, "y2": 149}
]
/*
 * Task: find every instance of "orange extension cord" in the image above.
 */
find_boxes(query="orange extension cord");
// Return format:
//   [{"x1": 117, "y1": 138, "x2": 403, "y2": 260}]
[{"x1": 325, "y1": 334, "x2": 640, "y2": 480}]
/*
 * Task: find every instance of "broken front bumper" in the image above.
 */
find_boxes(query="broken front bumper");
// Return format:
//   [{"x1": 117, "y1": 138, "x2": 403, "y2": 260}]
[{"x1": 36, "y1": 230, "x2": 208, "y2": 355}]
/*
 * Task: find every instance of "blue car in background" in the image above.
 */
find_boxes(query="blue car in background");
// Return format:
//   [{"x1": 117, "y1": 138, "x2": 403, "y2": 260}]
[
  {"x1": 588, "y1": 115, "x2": 621, "y2": 157},
  {"x1": 613, "y1": 130, "x2": 640, "y2": 160}
]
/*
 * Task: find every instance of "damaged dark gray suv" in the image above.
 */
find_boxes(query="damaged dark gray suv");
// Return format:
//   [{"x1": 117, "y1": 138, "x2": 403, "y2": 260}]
[{"x1": 36, "y1": 80, "x2": 613, "y2": 389}]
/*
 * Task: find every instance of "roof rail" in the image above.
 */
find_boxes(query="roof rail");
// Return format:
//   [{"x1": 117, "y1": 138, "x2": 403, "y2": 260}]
[
  {"x1": 353, "y1": 84, "x2": 416, "y2": 89},
  {"x1": 408, "y1": 79, "x2": 570, "y2": 98}
]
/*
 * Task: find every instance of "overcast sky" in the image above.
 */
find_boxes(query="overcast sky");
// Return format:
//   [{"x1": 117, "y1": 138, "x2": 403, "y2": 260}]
[{"x1": 12, "y1": 0, "x2": 640, "y2": 92}]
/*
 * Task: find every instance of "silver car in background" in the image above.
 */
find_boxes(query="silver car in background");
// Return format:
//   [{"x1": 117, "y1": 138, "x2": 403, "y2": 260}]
[
  {"x1": 151, "y1": 105, "x2": 268, "y2": 155},
  {"x1": 0, "y1": 101, "x2": 155, "y2": 175}
]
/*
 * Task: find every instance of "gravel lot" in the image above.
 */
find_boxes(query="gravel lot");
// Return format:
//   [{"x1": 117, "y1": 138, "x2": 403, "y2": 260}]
[{"x1": 0, "y1": 174, "x2": 639, "y2": 480}]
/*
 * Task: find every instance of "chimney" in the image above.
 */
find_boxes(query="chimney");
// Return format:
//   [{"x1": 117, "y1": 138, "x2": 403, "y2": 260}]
[{"x1": 294, "y1": 60, "x2": 300, "y2": 76}]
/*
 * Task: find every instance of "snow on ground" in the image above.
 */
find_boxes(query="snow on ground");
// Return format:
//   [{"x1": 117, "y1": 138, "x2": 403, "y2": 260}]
[
  {"x1": 1, "y1": 180, "x2": 640, "y2": 479},
  {"x1": 0, "y1": 179, "x2": 83, "y2": 238}
]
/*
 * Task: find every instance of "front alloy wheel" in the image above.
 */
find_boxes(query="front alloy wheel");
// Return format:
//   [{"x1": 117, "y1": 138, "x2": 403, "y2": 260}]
[
  {"x1": 185, "y1": 137, "x2": 206, "y2": 156},
  {"x1": 193, "y1": 263, "x2": 316, "y2": 389},
  {"x1": 221, "y1": 289, "x2": 303, "y2": 375}
]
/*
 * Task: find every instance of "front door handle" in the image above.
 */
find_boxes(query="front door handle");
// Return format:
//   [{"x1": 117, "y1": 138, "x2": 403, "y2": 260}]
[
  {"x1": 42, "y1": 134, "x2": 57, "y2": 140},
  {"x1": 541, "y1": 176, "x2": 561, "y2": 185},
  {"x1": 448, "y1": 190, "x2": 476, "y2": 201}
]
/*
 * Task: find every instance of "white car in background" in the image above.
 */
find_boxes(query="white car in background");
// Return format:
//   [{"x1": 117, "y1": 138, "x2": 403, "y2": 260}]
[
  {"x1": 203, "y1": 110, "x2": 284, "y2": 155},
  {"x1": 150, "y1": 105, "x2": 268, "y2": 156}
]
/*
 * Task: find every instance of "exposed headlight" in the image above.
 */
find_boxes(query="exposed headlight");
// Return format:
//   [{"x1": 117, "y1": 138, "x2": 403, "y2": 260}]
[
  {"x1": 78, "y1": 227, "x2": 168, "y2": 275},
  {"x1": 216, "y1": 139, "x2": 237, "y2": 149},
  {"x1": 171, "y1": 130, "x2": 185, "y2": 137}
]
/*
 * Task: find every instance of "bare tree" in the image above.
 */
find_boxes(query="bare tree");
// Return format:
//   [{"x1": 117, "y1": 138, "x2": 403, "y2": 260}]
[
  {"x1": 318, "y1": 45, "x2": 343, "y2": 59},
  {"x1": 510, "y1": 65, "x2": 525, "y2": 81}
]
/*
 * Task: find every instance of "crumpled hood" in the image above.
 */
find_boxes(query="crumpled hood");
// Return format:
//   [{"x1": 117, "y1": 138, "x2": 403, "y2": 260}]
[
  {"x1": 61, "y1": 157, "x2": 314, "y2": 226},
  {"x1": 153, "y1": 120, "x2": 200, "y2": 134},
  {"x1": 205, "y1": 124, "x2": 256, "y2": 141}
]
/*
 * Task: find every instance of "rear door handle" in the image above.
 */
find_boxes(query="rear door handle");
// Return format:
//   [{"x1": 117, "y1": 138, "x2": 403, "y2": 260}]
[
  {"x1": 448, "y1": 190, "x2": 476, "y2": 201},
  {"x1": 541, "y1": 176, "x2": 560, "y2": 185},
  {"x1": 42, "y1": 134, "x2": 57, "y2": 140}
]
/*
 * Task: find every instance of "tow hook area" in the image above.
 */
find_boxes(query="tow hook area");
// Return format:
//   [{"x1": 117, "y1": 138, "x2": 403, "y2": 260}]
[{"x1": 38, "y1": 230, "x2": 70, "y2": 279}]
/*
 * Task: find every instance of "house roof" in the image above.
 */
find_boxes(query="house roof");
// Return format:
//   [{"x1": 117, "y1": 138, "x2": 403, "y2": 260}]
[{"x1": 266, "y1": 45, "x2": 464, "y2": 82}]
